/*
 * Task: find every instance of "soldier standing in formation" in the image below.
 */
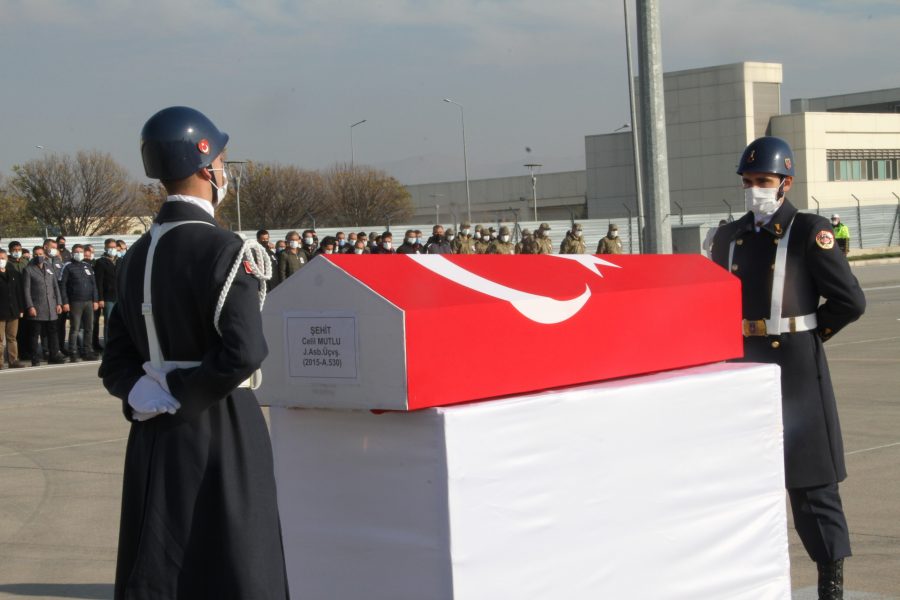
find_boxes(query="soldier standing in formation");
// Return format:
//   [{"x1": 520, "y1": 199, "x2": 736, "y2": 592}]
[
  {"x1": 596, "y1": 224, "x2": 623, "y2": 254},
  {"x1": 712, "y1": 136, "x2": 865, "y2": 600},
  {"x1": 100, "y1": 106, "x2": 288, "y2": 598},
  {"x1": 486, "y1": 226, "x2": 516, "y2": 254},
  {"x1": 516, "y1": 229, "x2": 535, "y2": 254},
  {"x1": 559, "y1": 223, "x2": 586, "y2": 254},
  {"x1": 455, "y1": 223, "x2": 476, "y2": 254},
  {"x1": 277, "y1": 230, "x2": 307, "y2": 285},
  {"x1": 473, "y1": 225, "x2": 490, "y2": 254},
  {"x1": 534, "y1": 223, "x2": 553, "y2": 254}
]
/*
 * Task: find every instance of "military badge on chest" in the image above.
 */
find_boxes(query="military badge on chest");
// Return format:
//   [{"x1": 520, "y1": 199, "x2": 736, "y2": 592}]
[{"x1": 815, "y1": 230, "x2": 835, "y2": 250}]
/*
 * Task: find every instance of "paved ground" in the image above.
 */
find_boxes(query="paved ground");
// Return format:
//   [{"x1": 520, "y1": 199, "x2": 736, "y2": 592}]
[{"x1": 0, "y1": 262, "x2": 898, "y2": 599}]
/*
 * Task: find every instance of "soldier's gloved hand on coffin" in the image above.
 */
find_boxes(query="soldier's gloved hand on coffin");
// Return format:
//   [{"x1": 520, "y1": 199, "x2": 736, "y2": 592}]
[
  {"x1": 142, "y1": 361, "x2": 175, "y2": 394},
  {"x1": 128, "y1": 374, "x2": 181, "y2": 420}
]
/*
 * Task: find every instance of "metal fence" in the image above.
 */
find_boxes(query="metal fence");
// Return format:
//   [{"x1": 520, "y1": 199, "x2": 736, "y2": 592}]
[{"x1": 12, "y1": 203, "x2": 900, "y2": 255}]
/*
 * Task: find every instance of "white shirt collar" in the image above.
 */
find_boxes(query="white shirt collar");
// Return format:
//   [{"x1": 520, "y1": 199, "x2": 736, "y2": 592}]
[{"x1": 166, "y1": 194, "x2": 215, "y2": 218}]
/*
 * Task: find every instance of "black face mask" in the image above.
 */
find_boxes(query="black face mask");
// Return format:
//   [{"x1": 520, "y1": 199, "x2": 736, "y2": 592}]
[{"x1": 35, "y1": 256, "x2": 45, "y2": 265}]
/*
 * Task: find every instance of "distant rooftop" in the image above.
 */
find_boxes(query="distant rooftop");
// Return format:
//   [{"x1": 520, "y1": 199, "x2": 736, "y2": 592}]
[{"x1": 791, "y1": 87, "x2": 900, "y2": 114}]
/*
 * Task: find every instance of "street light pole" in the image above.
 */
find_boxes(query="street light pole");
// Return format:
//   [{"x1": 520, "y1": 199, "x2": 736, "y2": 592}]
[
  {"x1": 225, "y1": 160, "x2": 248, "y2": 233},
  {"x1": 350, "y1": 119, "x2": 366, "y2": 168},
  {"x1": 443, "y1": 99, "x2": 471, "y2": 223},
  {"x1": 623, "y1": 0, "x2": 646, "y2": 253},
  {"x1": 524, "y1": 163, "x2": 542, "y2": 222}
]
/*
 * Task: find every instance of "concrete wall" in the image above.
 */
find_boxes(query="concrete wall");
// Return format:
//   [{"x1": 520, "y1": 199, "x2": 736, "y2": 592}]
[
  {"x1": 404, "y1": 171, "x2": 586, "y2": 225},
  {"x1": 586, "y1": 62, "x2": 783, "y2": 219}
]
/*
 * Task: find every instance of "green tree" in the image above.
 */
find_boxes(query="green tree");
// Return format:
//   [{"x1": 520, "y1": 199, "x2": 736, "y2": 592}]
[{"x1": 0, "y1": 174, "x2": 43, "y2": 238}]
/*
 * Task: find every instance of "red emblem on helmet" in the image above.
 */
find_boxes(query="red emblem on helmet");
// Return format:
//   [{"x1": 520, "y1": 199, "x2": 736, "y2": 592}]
[
  {"x1": 197, "y1": 139, "x2": 210, "y2": 154},
  {"x1": 784, "y1": 158, "x2": 792, "y2": 170}
]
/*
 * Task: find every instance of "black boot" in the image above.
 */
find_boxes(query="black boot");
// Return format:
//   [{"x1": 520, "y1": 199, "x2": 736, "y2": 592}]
[{"x1": 817, "y1": 559, "x2": 843, "y2": 600}]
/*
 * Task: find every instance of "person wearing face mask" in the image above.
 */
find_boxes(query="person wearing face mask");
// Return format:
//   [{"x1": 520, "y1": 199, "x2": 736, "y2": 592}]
[
  {"x1": 534, "y1": 223, "x2": 554, "y2": 255},
  {"x1": 59, "y1": 244, "x2": 99, "y2": 362},
  {"x1": 23, "y1": 246, "x2": 65, "y2": 365},
  {"x1": 7, "y1": 242, "x2": 29, "y2": 274},
  {"x1": 351, "y1": 240, "x2": 369, "y2": 255},
  {"x1": 43, "y1": 238, "x2": 70, "y2": 355},
  {"x1": 473, "y1": 225, "x2": 490, "y2": 254},
  {"x1": 256, "y1": 230, "x2": 278, "y2": 292},
  {"x1": 314, "y1": 236, "x2": 337, "y2": 257},
  {"x1": 371, "y1": 231, "x2": 395, "y2": 254},
  {"x1": 559, "y1": 223, "x2": 586, "y2": 254},
  {"x1": 0, "y1": 248, "x2": 27, "y2": 368},
  {"x1": 98, "y1": 106, "x2": 288, "y2": 598},
  {"x1": 453, "y1": 223, "x2": 476, "y2": 254},
  {"x1": 93, "y1": 238, "x2": 120, "y2": 353},
  {"x1": 56, "y1": 235, "x2": 72, "y2": 262},
  {"x1": 424, "y1": 224, "x2": 452, "y2": 254},
  {"x1": 516, "y1": 229, "x2": 537, "y2": 254},
  {"x1": 277, "y1": 230, "x2": 307, "y2": 285},
  {"x1": 116, "y1": 240, "x2": 128, "y2": 258},
  {"x1": 487, "y1": 225, "x2": 515, "y2": 254},
  {"x1": 830, "y1": 214, "x2": 851, "y2": 256},
  {"x1": 711, "y1": 136, "x2": 865, "y2": 600},
  {"x1": 397, "y1": 229, "x2": 423, "y2": 254},
  {"x1": 301, "y1": 229, "x2": 318, "y2": 261},
  {"x1": 413, "y1": 230, "x2": 425, "y2": 252},
  {"x1": 596, "y1": 224, "x2": 622, "y2": 254}
]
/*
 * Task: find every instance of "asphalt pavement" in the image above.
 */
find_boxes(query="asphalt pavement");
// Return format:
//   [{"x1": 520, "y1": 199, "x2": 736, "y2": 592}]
[{"x1": 0, "y1": 262, "x2": 898, "y2": 599}]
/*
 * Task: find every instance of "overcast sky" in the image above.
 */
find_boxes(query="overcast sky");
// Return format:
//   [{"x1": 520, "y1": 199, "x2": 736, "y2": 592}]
[{"x1": 1, "y1": 0, "x2": 899, "y2": 186}]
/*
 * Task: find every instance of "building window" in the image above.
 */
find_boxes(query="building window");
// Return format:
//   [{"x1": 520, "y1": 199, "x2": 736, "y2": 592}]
[
  {"x1": 826, "y1": 149, "x2": 900, "y2": 182},
  {"x1": 872, "y1": 159, "x2": 893, "y2": 180},
  {"x1": 827, "y1": 160, "x2": 867, "y2": 181}
]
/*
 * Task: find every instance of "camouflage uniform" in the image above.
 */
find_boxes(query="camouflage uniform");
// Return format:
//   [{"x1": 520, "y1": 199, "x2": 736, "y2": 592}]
[
  {"x1": 487, "y1": 226, "x2": 515, "y2": 255},
  {"x1": 454, "y1": 223, "x2": 477, "y2": 254},
  {"x1": 559, "y1": 224, "x2": 586, "y2": 254},
  {"x1": 516, "y1": 229, "x2": 537, "y2": 254},
  {"x1": 535, "y1": 223, "x2": 554, "y2": 255},
  {"x1": 596, "y1": 224, "x2": 623, "y2": 254}
]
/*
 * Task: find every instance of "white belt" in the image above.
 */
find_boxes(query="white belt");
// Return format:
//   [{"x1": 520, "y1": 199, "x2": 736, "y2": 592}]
[{"x1": 742, "y1": 313, "x2": 818, "y2": 337}]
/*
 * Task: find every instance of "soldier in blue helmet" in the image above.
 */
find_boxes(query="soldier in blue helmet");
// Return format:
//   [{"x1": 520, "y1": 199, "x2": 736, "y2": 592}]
[
  {"x1": 712, "y1": 136, "x2": 865, "y2": 600},
  {"x1": 99, "y1": 107, "x2": 288, "y2": 599}
]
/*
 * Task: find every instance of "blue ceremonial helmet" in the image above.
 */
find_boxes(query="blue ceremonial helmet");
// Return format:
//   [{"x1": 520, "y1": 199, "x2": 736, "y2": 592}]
[
  {"x1": 140, "y1": 106, "x2": 229, "y2": 180},
  {"x1": 736, "y1": 136, "x2": 795, "y2": 178}
]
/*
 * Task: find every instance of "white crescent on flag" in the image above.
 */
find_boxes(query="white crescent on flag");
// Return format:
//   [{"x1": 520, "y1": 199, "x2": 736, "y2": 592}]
[{"x1": 406, "y1": 255, "x2": 620, "y2": 324}]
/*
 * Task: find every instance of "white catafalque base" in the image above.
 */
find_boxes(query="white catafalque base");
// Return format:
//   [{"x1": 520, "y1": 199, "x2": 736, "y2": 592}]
[{"x1": 272, "y1": 363, "x2": 790, "y2": 600}]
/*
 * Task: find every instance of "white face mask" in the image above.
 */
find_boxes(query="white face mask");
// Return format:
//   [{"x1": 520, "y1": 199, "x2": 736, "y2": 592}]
[
  {"x1": 118, "y1": 249, "x2": 126, "y2": 258},
  {"x1": 304, "y1": 236, "x2": 314, "y2": 245},
  {"x1": 447, "y1": 235, "x2": 455, "y2": 241},
  {"x1": 208, "y1": 166, "x2": 228, "y2": 205},
  {"x1": 354, "y1": 248, "x2": 364, "y2": 255},
  {"x1": 575, "y1": 230, "x2": 583, "y2": 237},
  {"x1": 338, "y1": 239, "x2": 346, "y2": 246},
  {"x1": 461, "y1": 229, "x2": 470, "y2": 236},
  {"x1": 48, "y1": 248, "x2": 59, "y2": 257},
  {"x1": 72, "y1": 252, "x2": 84, "y2": 262},
  {"x1": 744, "y1": 185, "x2": 782, "y2": 222},
  {"x1": 324, "y1": 249, "x2": 334, "y2": 255},
  {"x1": 482, "y1": 234, "x2": 491, "y2": 241},
  {"x1": 406, "y1": 237, "x2": 417, "y2": 245},
  {"x1": 382, "y1": 241, "x2": 393, "y2": 250},
  {"x1": 289, "y1": 240, "x2": 301, "y2": 249},
  {"x1": 0, "y1": 259, "x2": 7, "y2": 269},
  {"x1": 11, "y1": 251, "x2": 21, "y2": 259},
  {"x1": 501, "y1": 235, "x2": 510, "y2": 243},
  {"x1": 106, "y1": 247, "x2": 117, "y2": 257}
]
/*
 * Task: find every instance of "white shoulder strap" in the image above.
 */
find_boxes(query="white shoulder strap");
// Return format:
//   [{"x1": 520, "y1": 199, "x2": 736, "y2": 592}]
[
  {"x1": 767, "y1": 217, "x2": 796, "y2": 336},
  {"x1": 142, "y1": 220, "x2": 214, "y2": 368}
]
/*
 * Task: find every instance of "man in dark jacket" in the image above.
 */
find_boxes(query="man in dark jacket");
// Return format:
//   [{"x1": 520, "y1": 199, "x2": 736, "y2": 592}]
[
  {"x1": 60, "y1": 244, "x2": 100, "y2": 362},
  {"x1": 396, "y1": 229, "x2": 422, "y2": 254},
  {"x1": 712, "y1": 137, "x2": 865, "y2": 600},
  {"x1": 99, "y1": 106, "x2": 288, "y2": 598},
  {"x1": 0, "y1": 249, "x2": 27, "y2": 368},
  {"x1": 371, "y1": 231, "x2": 395, "y2": 254},
  {"x1": 424, "y1": 225, "x2": 452, "y2": 254},
  {"x1": 22, "y1": 247, "x2": 64, "y2": 365},
  {"x1": 94, "y1": 238, "x2": 119, "y2": 350}
]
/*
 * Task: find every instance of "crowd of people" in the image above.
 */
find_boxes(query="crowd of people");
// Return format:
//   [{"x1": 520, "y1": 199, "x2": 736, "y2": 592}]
[
  {"x1": 260, "y1": 221, "x2": 624, "y2": 288},
  {"x1": 0, "y1": 223, "x2": 625, "y2": 368},
  {"x1": 0, "y1": 235, "x2": 128, "y2": 368}
]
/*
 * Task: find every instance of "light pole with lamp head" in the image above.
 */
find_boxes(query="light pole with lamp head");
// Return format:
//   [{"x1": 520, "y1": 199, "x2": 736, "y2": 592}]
[
  {"x1": 224, "y1": 160, "x2": 248, "y2": 233},
  {"x1": 524, "y1": 163, "x2": 542, "y2": 222},
  {"x1": 443, "y1": 98, "x2": 471, "y2": 223},
  {"x1": 350, "y1": 119, "x2": 366, "y2": 168}
]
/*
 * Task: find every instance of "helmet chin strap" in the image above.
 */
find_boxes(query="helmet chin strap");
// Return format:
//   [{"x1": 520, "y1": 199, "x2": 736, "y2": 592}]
[{"x1": 207, "y1": 167, "x2": 220, "y2": 208}]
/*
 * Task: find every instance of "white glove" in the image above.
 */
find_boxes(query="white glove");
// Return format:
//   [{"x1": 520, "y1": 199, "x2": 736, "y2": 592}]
[
  {"x1": 142, "y1": 361, "x2": 175, "y2": 393},
  {"x1": 128, "y1": 374, "x2": 181, "y2": 421}
]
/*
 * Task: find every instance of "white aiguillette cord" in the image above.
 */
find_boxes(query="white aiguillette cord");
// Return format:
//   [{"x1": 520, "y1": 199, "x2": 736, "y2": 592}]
[{"x1": 143, "y1": 223, "x2": 272, "y2": 386}]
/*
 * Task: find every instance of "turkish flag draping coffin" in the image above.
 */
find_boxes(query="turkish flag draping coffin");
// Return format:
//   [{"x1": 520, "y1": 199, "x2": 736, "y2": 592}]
[{"x1": 257, "y1": 254, "x2": 742, "y2": 410}]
